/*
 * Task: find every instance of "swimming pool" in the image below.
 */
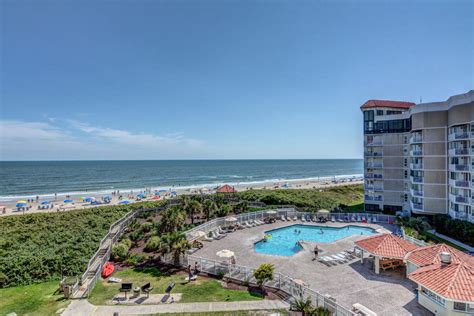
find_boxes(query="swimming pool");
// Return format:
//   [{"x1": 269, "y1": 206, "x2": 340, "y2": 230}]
[{"x1": 254, "y1": 224, "x2": 377, "y2": 256}]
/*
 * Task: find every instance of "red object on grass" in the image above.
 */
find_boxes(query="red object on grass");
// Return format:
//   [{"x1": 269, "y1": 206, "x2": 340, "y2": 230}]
[{"x1": 102, "y1": 262, "x2": 114, "y2": 278}]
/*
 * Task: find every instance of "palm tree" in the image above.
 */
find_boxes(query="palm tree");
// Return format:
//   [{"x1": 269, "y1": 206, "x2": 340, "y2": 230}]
[
  {"x1": 185, "y1": 200, "x2": 202, "y2": 224},
  {"x1": 290, "y1": 298, "x2": 313, "y2": 316},
  {"x1": 159, "y1": 205, "x2": 186, "y2": 233},
  {"x1": 160, "y1": 232, "x2": 191, "y2": 266},
  {"x1": 203, "y1": 199, "x2": 218, "y2": 221}
]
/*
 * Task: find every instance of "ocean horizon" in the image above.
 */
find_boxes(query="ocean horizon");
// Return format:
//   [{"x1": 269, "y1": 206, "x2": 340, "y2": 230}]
[{"x1": 0, "y1": 159, "x2": 363, "y2": 201}]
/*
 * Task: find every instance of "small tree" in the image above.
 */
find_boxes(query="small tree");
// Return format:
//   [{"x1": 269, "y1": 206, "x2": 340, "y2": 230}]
[
  {"x1": 290, "y1": 298, "x2": 313, "y2": 316},
  {"x1": 253, "y1": 263, "x2": 274, "y2": 289}
]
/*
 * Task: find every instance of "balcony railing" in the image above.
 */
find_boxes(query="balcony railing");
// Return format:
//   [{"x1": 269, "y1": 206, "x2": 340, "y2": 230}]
[
  {"x1": 410, "y1": 163, "x2": 423, "y2": 170},
  {"x1": 455, "y1": 164, "x2": 470, "y2": 171},
  {"x1": 411, "y1": 201, "x2": 423, "y2": 211},
  {"x1": 453, "y1": 180, "x2": 470, "y2": 188},
  {"x1": 411, "y1": 189, "x2": 423, "y2": 197},
  {"x1": 365, "y1": 163, "x2": 383, "y2": 168},
  {"x1": 411, "y1": 176, "x2": 423, "y2": 183},
  {"x1": 409, "y1": 136, "x2": 423, "y2": 144},
  {"x1": 449, "y1": 132, "x2": 469, "y2": 141},
  {"x1": 365, "y1": 185, "x2": 384, "y2": 191},
  {"x1": 365, "y1": 140, "x2": 383, "y2": 146},
  {"x1": 364, "y1": 195, "x2": 383, "y2": 202},
  {"x1": 364, "y1": 151, "x2": 383, "y2": 157},
  {"x1": 410, "y1": 150, "x2": 423, "y2": 156},
  {"x1": 449, "y1": 148, "x2": 470, "y2": 156}
]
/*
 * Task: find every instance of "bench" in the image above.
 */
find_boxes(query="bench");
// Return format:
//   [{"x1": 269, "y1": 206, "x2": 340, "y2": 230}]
[{"x1": 141, "y1": 282, "x2": 153, "y2": 297}]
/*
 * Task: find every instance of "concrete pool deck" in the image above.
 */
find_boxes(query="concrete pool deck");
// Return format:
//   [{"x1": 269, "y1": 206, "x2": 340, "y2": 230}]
[{"x1": 194, "y1": 220, "x2": 433, "y2": 316}]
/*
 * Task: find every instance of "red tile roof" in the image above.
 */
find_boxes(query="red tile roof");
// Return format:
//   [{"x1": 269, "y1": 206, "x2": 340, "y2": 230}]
[
  {"x1": 361, "y1": 100, "x2": 415, "y2": 109},
  {"x1": 409, "y1": 262, "x2": 474, "y2": 301},
  {"x1": 406, "y1": 244, "x2": 474, "y2": 267},
  {"x1": 354, "y1": 234, "x2": 419, "y2": 259},
  {"x1": 216, "y1": 184, "x2": 236, "y2": 193}
]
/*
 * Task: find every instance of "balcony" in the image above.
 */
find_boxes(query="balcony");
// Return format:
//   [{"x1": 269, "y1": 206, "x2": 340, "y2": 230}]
[
  {"x1": 410, "y1": 176, "x2": 423, "y2": 184},
  {"x1": 449, "y1": 194, "x2": 471, "y2": 205},
  {"x1": 410, "y1": 189, "x2": 423, "y2": 197},
  {"x1": 409, "y1": 136, "x2": 423, "y2": 144},
  {"x1": 365, "y1": 139, "x2": 383, "y2": 146},
  {"x1": 410, "y1": 150, "x2": 423, "y2": 156},
  {"x1": 449, "y1": 131, "x2": 469, "y2": 141},
  {"x1": 449, "y1": 164, "x2": 470, "y2": 172},
  {"x1": 450, "y1": 179, "x2": 470, "y2": 188},
  {"x1": 449, "y1": 148, "x2": 470, "y2": 156},
  {"x1": 365, "y1": 184, "x2": 384, "y2": 191},
  {"x1": 365, "y1": 162, "x2": 383, "y2": 168},
  {"x1": 364, "y1": 195, "x2": 383, "y2": 202},
  {"x1": 410, "y1": 163, "x2": 423, "y2": 170},
  {"x1": 411, "y1": 201, "x2": 424, "y2": 211},
  {"x1": 364, "y1": 151, "x2": 383, "y2": 157}
]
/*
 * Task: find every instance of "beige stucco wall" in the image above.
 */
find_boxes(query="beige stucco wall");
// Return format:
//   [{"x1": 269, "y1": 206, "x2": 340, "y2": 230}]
[
  {"x1": 384, "y1": 169, "x2": 404, "y2": 180},
  {"x1": 383, "y1": 146, "x2": 404, "y2": 156},
  {"x1": 424, "y1": 157, "x2": 447, "y2": 170},
  {"x1": 418, "y1": 291, "x2": 468, "y2": 316},
  {"x1": 383, "y1": 157, "x2": 404, "y2": 168},
  {"x1": 423, "y1": 184, "x2": 447, "y2": 199},
  {"x1": 424, "y1": 171, "x2": 447, "y2": 184},
  {"x1": 423, "y1": 142, "x2": 447, "y2": 156},
  {"x1": 448, "y1": 102, "x2": 474, "y2": 125},
  {"x1": 412, "y1": 111, "x2": 448, "y2": 130},
  {"x1": 423, "y1": 198, "x2": 447, "y2": 214},
  {"x1": 423, "y1": 128, "x2": 447, "y2": 142},
  {"x1": 384, "y1": 180, "x2": 405, "y2": 191},
  {"x1": 382, "y1": 191, "x2": 404, "y2": 204}
]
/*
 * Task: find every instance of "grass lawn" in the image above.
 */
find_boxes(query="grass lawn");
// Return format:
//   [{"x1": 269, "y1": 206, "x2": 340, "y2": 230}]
[
  {"x1": 423, "y1": 231, "x2": 469, "y2": 252},
  {"x1": 88, "y1": 267, "x2": 263, "y2": 305},
  {"x1": 0, "y1": 280, "x2": 69, "y2": 316}
]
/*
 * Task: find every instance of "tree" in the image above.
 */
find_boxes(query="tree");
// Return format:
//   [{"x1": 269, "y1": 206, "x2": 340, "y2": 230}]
[
  {"x1": 203, "y1": 199, "x2": 218, "y2": 221},
  {"x1": 185, "y1": 200, "x2": 202, "y2": 224},
  {"x1": 290, "y1": 298, "x2": 313, "y2": 316},
  {"x1": 160, "y1": 232, "x2": 191, "y2": 265},
  {"x1": 253, "y1": 263, "x2": 274, "y2": 289},
  {"x1": 233, "y1": 200, "x2": 249, "y2": 214},
  {"x1": 215, "y1": 203, "x2": 232, "y2": 217},
  {"x1": 159, "y1": 206, "x2": 186, "y2": 233}
]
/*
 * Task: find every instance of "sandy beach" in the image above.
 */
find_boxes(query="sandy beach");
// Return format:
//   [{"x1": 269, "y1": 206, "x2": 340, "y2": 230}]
[{"x1": 0, "y1": 176, "x2": 363, "y2": 217}]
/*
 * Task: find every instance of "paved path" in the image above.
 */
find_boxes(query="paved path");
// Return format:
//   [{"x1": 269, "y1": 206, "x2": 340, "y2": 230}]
[{"x1": 62, "y1": 299, "x2": 290, "y2": 316}]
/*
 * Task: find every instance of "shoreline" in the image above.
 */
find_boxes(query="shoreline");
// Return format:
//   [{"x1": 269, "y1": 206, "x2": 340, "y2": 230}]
[{"x1": 0, "y1": 175, "x2": 363, "y2": 217}]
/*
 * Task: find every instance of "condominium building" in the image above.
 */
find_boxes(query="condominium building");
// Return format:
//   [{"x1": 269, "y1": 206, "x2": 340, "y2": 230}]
[{"x1": 361, "y1": 90, "x2": 474, "y2": 223}]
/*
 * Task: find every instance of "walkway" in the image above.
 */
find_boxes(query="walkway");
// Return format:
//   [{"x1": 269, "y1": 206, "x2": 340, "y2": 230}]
[
  {"x1": 62, "y1": 299, "x2": 290, "y2": 316},
  {"x1": 428, "y1": 230, "x2": 474, "y2": 252}
]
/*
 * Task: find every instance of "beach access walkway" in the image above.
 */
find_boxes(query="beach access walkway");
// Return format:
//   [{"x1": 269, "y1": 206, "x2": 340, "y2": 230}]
[{"x1": 62, "y1": 299, "x2": 290, "y2": 316}]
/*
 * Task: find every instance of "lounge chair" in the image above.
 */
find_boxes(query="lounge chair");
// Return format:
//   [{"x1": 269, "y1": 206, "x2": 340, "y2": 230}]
[
  {"x1": 306, "y1": 215, "x2": 311, "y2": 222},
  {"x1": 318, "y1": 256, "x2": 337, "y2": 265},
  {"x1": 356, "y1": 216, "x2": 361, "y2": 222},
  {"x1": 280, "y1": 215, "x2": 286, "y2": 221},
  {"x1": 256, "y1": 219, "x2": 264, "y2": 225},
  {"x1": 212, "y1": 231, "x2": 224, "y2": 240},
  {"x1": 311, "y1": 216, "x2": 317, "y2": 222},
  {"x1": 203, "y1": 235, "x2": 213, "y2": 242},
  {"x1": 301, "y1": 216, "x2": 306, "y2": 222},
  {"x1": 235, "y1": 222, "x2": 244, "y2": 229},
  {"x1": 292, "y1": 215, "x2": 297, "y2": 221},
  {"x1": 244, "y1": 221, "x2": 253, "y2": 228},
  {"x1": 328, "y1": 255, "x2": 346, "y2": 263},
  {"x1": 331, "y1": 216, "x2": 336, "y2": 222},
  {"x1": 217, "y1": 226, "x2": 227, "y2": 235},
  {"x1": 351, "y1": 215, "x2": 356, "y2": 222},
  {"x1": 372, "y1": 217, "x2": 377, "y2": 223}
]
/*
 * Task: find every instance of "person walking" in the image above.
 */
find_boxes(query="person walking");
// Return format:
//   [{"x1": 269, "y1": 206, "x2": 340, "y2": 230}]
[{"x1": 313, "y1": 245, "x2": 319, "y2": 260}]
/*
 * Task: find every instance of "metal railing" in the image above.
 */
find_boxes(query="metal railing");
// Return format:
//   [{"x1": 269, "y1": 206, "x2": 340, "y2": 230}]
[
  {"x1": 400, "y1": 227, "x2": 429, "y2": 247},
  {"x1": 187, "y1": 255, "x2": 356, "y2": 316}
]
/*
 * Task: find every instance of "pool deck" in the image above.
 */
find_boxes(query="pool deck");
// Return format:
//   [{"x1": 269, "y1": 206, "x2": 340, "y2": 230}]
[{"x1": 194, "y1": 220, "x2": 433, "y2": 316}]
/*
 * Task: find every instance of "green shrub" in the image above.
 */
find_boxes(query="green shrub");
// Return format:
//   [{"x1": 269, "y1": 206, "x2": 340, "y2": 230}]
[
  {"x1": 141, "y1": 222, "x2": 154, "y2": 233},
  {"x1": 144, "y1": 236, "x2": 162, "y2": 252},
  {"x1": 111, "y1": 243, "x2": 129, "y2": 262},
  {"x1": 253, "y1": 263, "x2": 274, "y2": 288}
]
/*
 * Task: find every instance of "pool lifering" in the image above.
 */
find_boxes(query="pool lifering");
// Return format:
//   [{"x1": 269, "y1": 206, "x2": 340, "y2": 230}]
[{"x1": 264, "y1": 234, "x2": 272, "y2": 239}]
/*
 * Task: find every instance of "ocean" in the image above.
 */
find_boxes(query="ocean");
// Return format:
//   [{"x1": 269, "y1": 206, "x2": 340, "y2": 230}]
[{"x1": 0, "y1": 159, "x2": 363, "y2": 202}]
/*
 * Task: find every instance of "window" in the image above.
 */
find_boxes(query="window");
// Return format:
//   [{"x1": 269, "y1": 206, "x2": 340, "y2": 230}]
[
  {"x1": 421, "y1": 287, "x2": 445, "y2": 306},
  {"x1": 404, "y1": 194, "x2": 408, "y2": 202},
  {"x1": 404, "y1": 159, "x2": 408, "y2": 167},
  {"x1": 376, "y1": 110, "x2": 384, "y2": 116},
  {"x1": 453, "y1": 302, "x2": 474, "y2": 312},
  {"x1": 387, "y1": 110, "x2": 402, "y2": 115}
]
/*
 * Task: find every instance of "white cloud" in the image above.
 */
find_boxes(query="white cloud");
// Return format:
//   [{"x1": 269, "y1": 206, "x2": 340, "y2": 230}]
[{"x1": 0, "y1": 119, "x2": 208, "y2": 160}]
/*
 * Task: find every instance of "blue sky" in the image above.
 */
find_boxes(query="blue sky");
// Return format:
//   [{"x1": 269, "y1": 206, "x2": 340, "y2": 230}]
[{"x1": 1, "y1": 0, "x2": 473, "y2": 160}]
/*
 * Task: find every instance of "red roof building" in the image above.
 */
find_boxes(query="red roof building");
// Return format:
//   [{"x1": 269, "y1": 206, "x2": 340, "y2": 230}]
[
  {"x1": 354, "y1": 233, "x2": 419, "y2": 259},
  {"x1": 406, "y1": 243, "x2": 474, "y2": 268},
  {"x1": 409, "y1": 262, "x2": 474, "y2": 302},
  {"x1": 360, "y1": 99, "x2": 415, "y2": 110},
  {"x1": 216, "y1": 184, "x2": 236, "y2": 194}
]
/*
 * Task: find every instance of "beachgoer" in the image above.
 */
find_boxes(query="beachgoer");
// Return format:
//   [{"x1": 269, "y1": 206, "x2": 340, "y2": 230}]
[
  {"x1": 314, "y1": 246, "x2": 319, "y2": 258},
  {"x1": 194, "y1": 261, "x2": 200, "y2": 274},
  {"x1": 187, "y1": 264, "x2": 193, "y2": 279},
  {"x1": 231, "y1": 256, "x2": 236, "y2": 265}
]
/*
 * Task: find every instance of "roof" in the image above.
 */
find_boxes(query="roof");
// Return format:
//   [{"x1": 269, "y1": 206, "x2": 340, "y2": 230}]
[
  {"x1": 406, "y1": 243, "x2": 474, "y2": 267},
  {"x1": 360, "y1": 100, "x2": 415, "y2": 110},
  {"x1": 354, "y1": 234, "x2": 419, "y2": 259},
  {"x1": 409, "y1": 262, "x2": 474, "y2": 301},
  {"x1": 216, "y1": 184, "x2": 236, "y2": 193}
]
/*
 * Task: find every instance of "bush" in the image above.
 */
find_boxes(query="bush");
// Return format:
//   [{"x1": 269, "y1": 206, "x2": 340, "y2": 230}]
[
  {"x1": 141, "y1": 222, "x2": 154, "y2": 233},
  {"x1": 129, "y1": 230, "x2": 144, "y2": 243},
  {"x1": 144, "y1": 236, "x2": 162, "y2": 252},
  {"x1": 432, "y1": 215, "x2": 474, "y2": 246},
  {"x1": 111, "y1": 243, "x2": 129, "y2": 262},
  {"x1": 253, "y1": 263, "x2": 274, "y2": 288}
]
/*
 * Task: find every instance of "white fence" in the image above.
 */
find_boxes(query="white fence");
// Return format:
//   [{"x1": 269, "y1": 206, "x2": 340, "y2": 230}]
[
  {"x1": 187, "y1": 255, "x2": 356, "y2": 316},
  {"x1": 400, "y1": 227, "x2": 429, "y2": 247},
  {"x1": 186, "y1": 208, "x2": 397, "y2": 241}
]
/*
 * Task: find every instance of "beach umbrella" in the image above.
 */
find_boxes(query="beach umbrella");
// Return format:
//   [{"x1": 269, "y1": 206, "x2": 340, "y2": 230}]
[
  {"x1": 153, "y1": 196, "x2": 161, "y2": 200},
  {"x1": 171, "y1": 191, "x2": 177, "y2": 196},
  {"x1": 16, "y1": 203, "x2": 27, "y2": 207},
  {"x1": 193, "y1": 231, "x2": 206, "y2": 238},
  {"x1": 136, "y1": 193, "x2": 146, "y2": 198},
  {"x1": 154, "y1": 192, "x2": 161, "y2": 196},
  {"x1": 216, "y1": 249, "x2": 234, "y2": 258},
  {"x1": 64, "y1": 199, "x2": 73, "y2": 203},
  {"x1": 119, "y1": 200, "x2": 130, "y2": 205},
  {"x1": 17, "y1": 200, "x2": 27, "y2": 204},
  {"x1": 225, "y1": 216, "x2": 238, "y2": 223},
  {"x1": 84, "y1": 197, "x2": 95, "y2": 202},
  {"x1": 41, "y1": 201, "x2": 50, "y2": 205},
  {"x1": 103, "y1": 195, "x2": 112, "y2": 199},
  {"x1": 266, "y1": 210, "x2": 277, "y2": 215}
]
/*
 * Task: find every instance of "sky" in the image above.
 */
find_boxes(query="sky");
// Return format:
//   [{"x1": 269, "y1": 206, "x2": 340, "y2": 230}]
[{"x1": 0, "y1": 0, "x2": 473, "y2": 161}]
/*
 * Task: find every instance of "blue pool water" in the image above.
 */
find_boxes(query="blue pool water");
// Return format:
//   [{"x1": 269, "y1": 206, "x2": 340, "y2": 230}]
[{"x1": 254, "y1": 224, "x2": 377, "y2": 256}]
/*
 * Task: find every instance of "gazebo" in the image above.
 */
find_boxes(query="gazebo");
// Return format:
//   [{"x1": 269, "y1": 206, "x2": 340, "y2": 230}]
[
  {"x1": 354, "y1": 233, "x2": 418, "y2": 274},
  {"x1": 216, "y1": 184, "x2": 237, "y2": 194}
]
